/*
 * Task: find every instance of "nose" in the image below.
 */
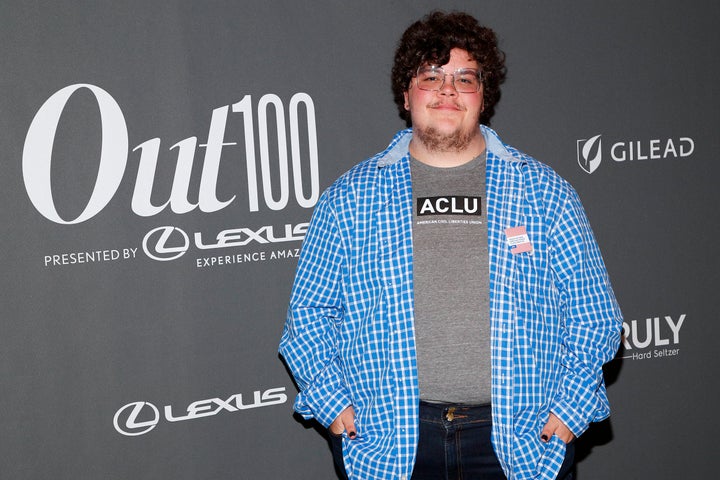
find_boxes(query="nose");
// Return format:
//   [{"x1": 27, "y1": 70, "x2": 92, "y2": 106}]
[{"x1": 439, "y1": 74, "x2": 458, "y2": 96}]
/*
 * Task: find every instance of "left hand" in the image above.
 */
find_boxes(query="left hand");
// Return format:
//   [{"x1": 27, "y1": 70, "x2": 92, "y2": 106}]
[{"x1": 540, "y1": 413, "x2": 575, "y2": 444}]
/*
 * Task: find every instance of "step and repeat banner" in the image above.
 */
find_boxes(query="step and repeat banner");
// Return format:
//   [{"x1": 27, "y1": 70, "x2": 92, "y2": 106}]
[{"x1": 2, "y1": 1, "x2": 717, "y2": 478}]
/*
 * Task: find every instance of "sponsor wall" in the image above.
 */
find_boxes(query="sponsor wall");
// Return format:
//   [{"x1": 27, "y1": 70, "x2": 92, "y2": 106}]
[{"x1": 1, "y1": 1, "x2": 717, "y2": 478}]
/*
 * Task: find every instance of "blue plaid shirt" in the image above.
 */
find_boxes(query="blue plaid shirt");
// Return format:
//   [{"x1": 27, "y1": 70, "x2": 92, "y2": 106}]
[{"x1": 280, "y1": 126, "x2": 622, "y2": 480}]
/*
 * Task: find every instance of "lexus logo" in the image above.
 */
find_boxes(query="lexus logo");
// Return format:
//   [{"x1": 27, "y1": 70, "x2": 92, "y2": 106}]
[
  {"x1": 142, "y1": 226, "x2": 190, "y2": 261},
  {"x1": 113, "y1": 401, "x2": 160, "y2": 436}
]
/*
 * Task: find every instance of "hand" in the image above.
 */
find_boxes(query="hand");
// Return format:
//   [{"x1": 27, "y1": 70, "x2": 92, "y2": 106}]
[
  {"x1": 540, "y1": 413, "x2": 575, "y2": 444},
  {"x1": 329, "y1": 406, "x2": 357, "y2": 438}
]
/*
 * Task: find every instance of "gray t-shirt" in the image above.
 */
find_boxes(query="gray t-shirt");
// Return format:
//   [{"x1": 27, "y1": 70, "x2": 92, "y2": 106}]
[{"x1": 410, "y1": 153, "x2": 491, "y2": 404}]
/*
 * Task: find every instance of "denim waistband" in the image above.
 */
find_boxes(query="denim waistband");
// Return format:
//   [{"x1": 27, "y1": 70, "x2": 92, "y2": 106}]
[{"x1": 419, "y1": 400, "x2": 493, "y2": 425}]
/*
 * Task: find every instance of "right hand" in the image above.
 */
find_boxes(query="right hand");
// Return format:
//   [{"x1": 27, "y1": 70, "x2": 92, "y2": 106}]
[{"x1": 329, "y1": 406, "x2": 357, "y2": 438}]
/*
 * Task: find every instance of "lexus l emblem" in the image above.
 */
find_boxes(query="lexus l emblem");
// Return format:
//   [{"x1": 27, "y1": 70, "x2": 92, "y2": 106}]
[{"x1": 113, "y1": 401, "x2": 160, "y2": 436}]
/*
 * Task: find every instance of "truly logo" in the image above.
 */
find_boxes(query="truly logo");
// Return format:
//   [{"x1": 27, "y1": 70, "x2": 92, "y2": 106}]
[{"x1": 619, "y1": 314, "x2": 686, "y2": 361}]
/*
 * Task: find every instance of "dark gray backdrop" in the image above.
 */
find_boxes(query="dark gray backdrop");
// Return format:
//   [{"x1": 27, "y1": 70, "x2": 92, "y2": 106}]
[{"x1": 2, "y1": 1, "x2": 717, "y2": 478}]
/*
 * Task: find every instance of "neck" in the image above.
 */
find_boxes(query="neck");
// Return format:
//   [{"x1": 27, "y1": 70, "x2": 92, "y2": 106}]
[{"x1": 409, "y1": 130, "x2": 486, "y2": 168}]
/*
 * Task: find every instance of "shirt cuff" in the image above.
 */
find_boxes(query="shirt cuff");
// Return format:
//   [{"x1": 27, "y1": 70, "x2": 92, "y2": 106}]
[{"x1": 294, "y1": 382, "x2": 352, "y2": 428}]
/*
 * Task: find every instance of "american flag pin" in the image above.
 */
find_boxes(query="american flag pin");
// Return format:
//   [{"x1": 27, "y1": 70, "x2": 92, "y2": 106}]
[{"x1": 504, "y1": 226, "x2": 533, "y2": 254}]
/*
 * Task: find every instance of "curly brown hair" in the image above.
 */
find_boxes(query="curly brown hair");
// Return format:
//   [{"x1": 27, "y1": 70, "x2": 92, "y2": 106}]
[{"x1": 391, "y1": 11, "x2": 507, "y2": 126}]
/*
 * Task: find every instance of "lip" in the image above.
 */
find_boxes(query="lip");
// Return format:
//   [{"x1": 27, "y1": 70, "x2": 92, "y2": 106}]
[{"x1": 429, "y1": 102, "x2": 463, "y2": 111}]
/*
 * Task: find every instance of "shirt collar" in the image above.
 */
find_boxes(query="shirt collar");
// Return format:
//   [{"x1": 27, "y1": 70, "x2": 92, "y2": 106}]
[{"x1": 377, "y1": 125, "x2": 523, "y2": 168}]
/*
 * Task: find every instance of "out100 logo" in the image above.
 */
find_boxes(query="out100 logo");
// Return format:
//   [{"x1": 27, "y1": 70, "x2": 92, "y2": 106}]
[{"x1": 23, "y1": 84, "x2": 320, "y2": 224}]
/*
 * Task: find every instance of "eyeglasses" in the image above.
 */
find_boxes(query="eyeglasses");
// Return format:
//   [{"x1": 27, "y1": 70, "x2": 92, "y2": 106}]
[{"x1": 415, "y1": 66, "x2": 483, "y2": 93}]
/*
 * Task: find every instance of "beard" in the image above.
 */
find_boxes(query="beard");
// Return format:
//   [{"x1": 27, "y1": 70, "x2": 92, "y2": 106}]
[{"x1": 414, "y1": 124, "x2": 478, "y2": 153}]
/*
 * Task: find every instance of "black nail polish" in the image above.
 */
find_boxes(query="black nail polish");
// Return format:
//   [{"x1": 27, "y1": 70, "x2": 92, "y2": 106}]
[{"x1": 541, "y1": 434, "x2": 548, "y2": 441}]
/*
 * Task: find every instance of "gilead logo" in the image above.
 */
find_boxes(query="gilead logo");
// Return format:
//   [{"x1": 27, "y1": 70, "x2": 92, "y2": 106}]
[
  {"x1": 577, "y1": 135, "x2": 603, "y2": 174},
  {"x1": 577, "y1": 134, "x2": 695, "y2": 174}
]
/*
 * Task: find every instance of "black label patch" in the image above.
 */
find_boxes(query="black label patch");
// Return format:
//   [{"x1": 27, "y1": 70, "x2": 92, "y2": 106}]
[{"x1": 416, "y1": 196, "x2": 482, "y2": 216}]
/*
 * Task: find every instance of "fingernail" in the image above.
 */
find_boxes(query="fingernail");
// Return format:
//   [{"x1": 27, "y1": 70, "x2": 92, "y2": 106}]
[
  {"x1": 348, "y1": 431, "x2": 356, "y2": 439},
  {"x1": 541, "y1": 434, "x2": 548, "y2": 442}
]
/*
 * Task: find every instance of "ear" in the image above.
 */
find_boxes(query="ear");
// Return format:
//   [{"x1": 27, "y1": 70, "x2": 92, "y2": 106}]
[{"x1": 403, "y1": 91, "x2": 410, "y2": 111}]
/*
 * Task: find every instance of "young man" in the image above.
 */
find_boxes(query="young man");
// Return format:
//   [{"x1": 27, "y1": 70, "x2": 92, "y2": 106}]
[{"x1": 280, "y1": 11, "x2": 622, "y2": 480}]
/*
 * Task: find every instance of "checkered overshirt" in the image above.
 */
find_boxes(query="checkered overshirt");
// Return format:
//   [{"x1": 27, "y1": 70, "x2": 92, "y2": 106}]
[{"x1": 280, "y1": 126, "x2": 622, "y2": 479}]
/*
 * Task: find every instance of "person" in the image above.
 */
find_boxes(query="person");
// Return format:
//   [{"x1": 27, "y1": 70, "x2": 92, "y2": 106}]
[{"x1": 279, "y1": 10, "x2": 622, "y2": 480}]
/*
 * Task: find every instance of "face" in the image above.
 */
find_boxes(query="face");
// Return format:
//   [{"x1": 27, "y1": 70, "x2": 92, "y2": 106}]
[{"x1": 404, "y1": 48, "x2": 484, "y2": 153}]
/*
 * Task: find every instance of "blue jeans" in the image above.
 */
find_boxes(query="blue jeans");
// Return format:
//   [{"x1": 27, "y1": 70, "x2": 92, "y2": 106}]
[
  {"x1": 329, "y1": 431, "x2": 348, "y2": 480},
  {"x1": 413, "y1": 401, "x2": 574, "y2": 480},
  {"x1": 329, "y1": 402, "x2": 575, "y2": 480}
]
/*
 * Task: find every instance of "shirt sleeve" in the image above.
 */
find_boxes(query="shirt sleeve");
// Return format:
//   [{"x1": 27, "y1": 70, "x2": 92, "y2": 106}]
[
  {"x1": 548, "y1": 185, "x2": 623, "y2": 437},
  {"x1": 279, "y1": 191, "x2": 352, "y2": 428}
]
